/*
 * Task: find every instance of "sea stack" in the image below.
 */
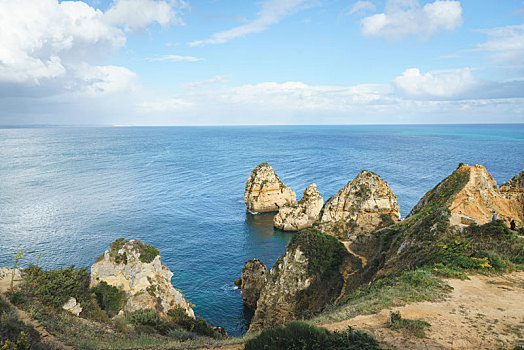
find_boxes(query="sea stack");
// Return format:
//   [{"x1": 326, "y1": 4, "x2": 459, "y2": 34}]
[
  {"x1": 317, "y1": 170, "x2": 400, "y2": 238},
  {"x1": 274, "y1": 183, "x2": 324, "y2": 231},
  {"x1": 237, "y1": 259, "x2": 268, "y2": 310},
  {"x1": 244, "y1": 163, "x2": 297, "y2": 213},
  {"x1": 91, "y1": 239, "x2": 194, "y2": 318}
]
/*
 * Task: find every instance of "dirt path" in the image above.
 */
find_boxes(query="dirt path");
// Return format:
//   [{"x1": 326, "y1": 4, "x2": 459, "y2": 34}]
[
  {"x1": 322, "y1": 272, "x2": 524, "y2": 349},
  {"x1": 0, "y1": 273, "x2": 73, "y2": 350},
  {"x1": 333, "y1": 240, "x2": 368, "y2": 305}
]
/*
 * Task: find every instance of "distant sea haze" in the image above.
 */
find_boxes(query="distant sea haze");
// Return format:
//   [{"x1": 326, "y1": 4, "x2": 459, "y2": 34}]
[{"x1": 0, "y1": 124, "x2": 522, "y2": 335}]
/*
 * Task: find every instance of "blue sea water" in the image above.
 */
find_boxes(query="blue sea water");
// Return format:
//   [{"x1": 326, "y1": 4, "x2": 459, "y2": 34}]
[{"x1": 0, "y1": 124, "x2": 523, "y2": 335}]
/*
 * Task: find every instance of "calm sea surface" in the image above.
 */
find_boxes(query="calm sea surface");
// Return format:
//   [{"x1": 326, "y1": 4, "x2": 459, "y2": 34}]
[{"x1": 0, "y1": 125, "x2": 523, "y2": 335}]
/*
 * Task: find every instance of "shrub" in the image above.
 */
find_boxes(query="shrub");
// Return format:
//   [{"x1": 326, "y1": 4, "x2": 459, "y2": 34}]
[
  {"x1": 389, "y1": 311, "x2": 430, "y2": 338},
  {"x1": 31, "y1": 266, "x2": 91, "y2": 308},
  {"x1": 0, "y1": 297, "x2": 41, "y2": 349},
  {"x1": 139, "y1": 244, "x2": 159, "y2": 264},
  {"x1": 245, "y1": 321, "x2": 380, "y2": 350},
  {"x1": 167, "y1": 307, "x2": 219, "y2": 338},
  {"x1": 9, "y1": 291, "x2": 25, "y2": 306},
  {"x1": 127, "y1": 308, "x2": 160, "y2": 327},
  {"x1": 91, "y1": 281, "x2": 126, "y2": 317}
]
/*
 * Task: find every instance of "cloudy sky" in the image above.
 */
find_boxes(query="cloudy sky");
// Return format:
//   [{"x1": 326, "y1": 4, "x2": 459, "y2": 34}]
[{"x1": 1, "y1": 0, "x2": 523, "y2": 125}]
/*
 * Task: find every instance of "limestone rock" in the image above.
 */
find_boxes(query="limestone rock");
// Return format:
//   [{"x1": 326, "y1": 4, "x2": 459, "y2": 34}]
[
  {"x1": 500, "y1": 170, "x2": 524, "y2": 217},
  {"x1": 91, "y1": 239, "x2": 194, "y2": 318},
  {"x1": 244, "y1": 163, "x2": 297, "y2": 213},
  {"x1": 62, "y1": 297, "x2": 82, "y2": 316},
  {"x1": 274, "y1": 184, "x2": 324, "y2": 231},
  {"x1": 248, "y1": 229, "x2": 350, "y2": 332},
  {"x1": 317, "y1": 170, "x2": 400, "y2": 238},
  {"x1": 446, "y1": 165, "x2": 523, "y2": 226},
  {"x1": 238, "y1": 259, "x2": 268, "y2": 310},
  {"x1": 0, "y1": 267, "x2": 21, "y2": 280}
]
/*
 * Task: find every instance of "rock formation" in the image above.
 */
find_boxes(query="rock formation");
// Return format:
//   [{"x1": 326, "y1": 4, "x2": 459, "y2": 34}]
[
  {"x1": 244, "y1": 163, "x2": 297, "y2": 213},
  {"x1": 62, "y1": 297, "x2": 82, "y2": 316},
  {"x1": 444, "y1": 165, "x2": 523, "y2": 226},
  {"x1": 317, "y1": 170, "x2": 400, "y2": 238},
  {"x1": 248, "y1": 229, "x2": 352, "y2": 332},
  {"x1": 91, "y1": 239, "x2": 194, "y2": 318},
  {"x1": 500, "y1": 170, "x2": 524, "y2": 219},
  {"x1": 238, "y1": 259, "x2": 268, "y2": 310},
  {"x1": 274, "y1": 184, "x2": 324, "y2": 231}
]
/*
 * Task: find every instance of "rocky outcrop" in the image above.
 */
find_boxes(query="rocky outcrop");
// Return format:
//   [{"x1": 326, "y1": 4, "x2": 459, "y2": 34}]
[
  {"x1": 274, "y1": 184, "x2": 324, "y2": 231},
  {"x1": 500, "y1": 170, "x2": 524, "y2": 219},
  {"x1": 91, "y1": 239, "x2": 194, "y2": 318},
  {"x1": 62, "y1": 297, "x2": 82, "y2": 316},
  {"x1": 244, "y1": 163, "x2": 297, "y2": 213},
  {"x1": 248, "y1": 229, "x2": 352, "y2": 332},
  {"x1": 317, "y1": 171, "x2": 400, "y2": 238},
  {"x1": 238, "y1": 259, "x2": 268, "y2": 310},
  {"x1": 446, "y1": 165, "x2": 523, "y2": 226}
]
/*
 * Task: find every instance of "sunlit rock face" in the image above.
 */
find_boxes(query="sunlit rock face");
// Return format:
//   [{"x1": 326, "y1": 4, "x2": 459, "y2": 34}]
[
  {"x1": 317, "y1": 170, "x2": 400, "y2": 238},
  {"x1": 244, "y1": 163, "x2": 297, "y2": 213},
  {"x1": 441, "y1": 165, "x2": 523, "y2": 227},
  {"x1": 91, "y1": 239, "x2": 194, "y2": 318},
  {"x1": 274, "y1": 183, "x2": 324, "y2": 231}
]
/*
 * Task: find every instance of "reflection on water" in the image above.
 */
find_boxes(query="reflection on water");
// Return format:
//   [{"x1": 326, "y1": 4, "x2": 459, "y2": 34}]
[{"x1": 244, "y1": 211, "x2": 276, "y2": 233}]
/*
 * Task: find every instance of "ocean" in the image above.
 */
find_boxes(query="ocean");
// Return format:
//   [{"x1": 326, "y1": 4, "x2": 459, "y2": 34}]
[{"x1": 0, "y1": 124, "x2": 523, "y2": 335}]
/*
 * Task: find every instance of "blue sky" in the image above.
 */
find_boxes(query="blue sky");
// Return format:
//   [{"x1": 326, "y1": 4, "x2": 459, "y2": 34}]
[{"x1": 1, "y1": 0, "x2": 523, "y2": 125}]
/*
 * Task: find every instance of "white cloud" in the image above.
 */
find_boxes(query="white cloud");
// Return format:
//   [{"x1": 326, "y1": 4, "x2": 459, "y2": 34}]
[
  {"x1": 360, "y1": 0, "x2": 463, "y2": 40},
  {"x1": 474, "y1": 24, "x2": 524, "y2": 74},
  {"x1": 145, "y1": 55, "x2": 203, "y2": 62},
  {"x1": 0, "y1": 0, "x2": 125, "y2": 85},
  {"x1": 183, "y1": 75, "x2": 230, "y2": 89},
  {"x1": 343, "y1": 1, "x2": 376, "y2": 16},
  {"x1": 392, "y1": 67, "x2": 524, "y2": 100},
  {"x1": 0, "y1": 0, "x2": 187, "y2": 100},
  {"x1": 189, "y1": 0, "x2": 316, "y2": 46},
  {"x1": 104, "y1": 0, "x2": 188, "y2": 32}
]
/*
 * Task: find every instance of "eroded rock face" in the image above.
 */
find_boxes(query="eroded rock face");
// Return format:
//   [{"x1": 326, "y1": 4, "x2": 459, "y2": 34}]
[
  {"x1": 244, "y1": 163, "x2": 297, "y2": 213},
  {"x1": 248, "y1": 229, "x2": 350, "y2": 332},
  {"x1": 447, "y1": 165, "x2": 523, "y2": 226},
  {"x1": 500, "y1": 170, "x2": 524, "y2": 217},
  {"x1": 62, "y1": 297, "x2": 82, "y2": 316},
  {"x1": 274, "y1": 184, "x2": 324, "y2": 231},
  {"x1": 91, "y1": 239, "x2": 194, "y2": 318},
  {"x1": 317, "y1": 171, "x2": 400, "y2": 238},
  {"x1": 239, "y1": 259, "x2": 268, "y2": 310}
]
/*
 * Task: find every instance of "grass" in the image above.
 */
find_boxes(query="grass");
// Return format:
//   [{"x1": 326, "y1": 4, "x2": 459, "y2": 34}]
[
  {"x1": 310, "y1": 269, "x2": 451, "y2": 325},
  {"x1": 389, "y1": 311, "x2": 430, "y2": 338},
  {"x1": 245, "y1": 321, "x2": 381, "y2": 350}
]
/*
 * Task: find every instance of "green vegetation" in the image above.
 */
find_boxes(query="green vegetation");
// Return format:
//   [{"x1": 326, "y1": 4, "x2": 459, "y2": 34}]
[
  {"x1": 313, "y1": 269, "x2": 450, "y2": 324},
  {"x1": 285, "y1": 228, "x2": 349, "y2": 277},
  {"x1": 139, "y1": 244, "x2": 160, "y2": 264},
  {"x1": 245, "y1": 321, "x2": 381, "y2": 350},
  {"x1": 389, "y1": 311, "x2": 430, "y2": 338},
  {"x1": 167, "y1": 307, "x2": 221, "y2": 338},
  {"x1": 0, "y1": 297, "x2": 44, "y2": 349},
  {"x1": 91, "y1": 281, "x2": 126, "y2": 317}
]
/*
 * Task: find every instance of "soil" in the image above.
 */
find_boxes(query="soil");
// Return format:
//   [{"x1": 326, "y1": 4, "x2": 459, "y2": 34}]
[{"x1": 322, "y1": 271, "x2": 524, "y2": 349}]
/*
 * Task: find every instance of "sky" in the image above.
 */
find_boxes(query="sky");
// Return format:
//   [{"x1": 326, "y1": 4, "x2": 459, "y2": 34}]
[{"x1": 0, "y1": 0, "x2": 523, "y2": 125}]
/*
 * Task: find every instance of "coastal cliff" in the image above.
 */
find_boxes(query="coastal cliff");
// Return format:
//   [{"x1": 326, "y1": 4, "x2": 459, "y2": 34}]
[
  {"x1": 244, "y1": 163, "x2": 297, "y2": 213},
  {"x1": 317, "y1": 170, "x2": 400, "y2": 238},
  {"x1": 237, "y1": 259, "x2": 268, "y2": 310},
  {"x1": 499, "y1": 169, "x2": 524, "y2": 219},
  {"x1": 248, "y1": 229, "x2": 353, "y2": 332},
  {"x1": 91, "y1": 238, "x2": 194, "y2": 318},
  {"x1": 273, "y1": 183, "x2": 324, "y2": 231}
]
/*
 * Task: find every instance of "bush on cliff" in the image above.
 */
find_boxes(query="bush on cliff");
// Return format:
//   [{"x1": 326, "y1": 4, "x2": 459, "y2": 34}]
[
  {"x1": 245, "y1": 321, "x2": 380, "y2": 350},
  {"x1": 91, "y1": 281, "x2": 126, "y2": 317}
]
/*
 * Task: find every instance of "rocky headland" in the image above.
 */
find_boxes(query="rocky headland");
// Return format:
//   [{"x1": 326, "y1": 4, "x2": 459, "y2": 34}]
[
  {"x1": 91, "y1": 238, "x2": 194, "y2": 318},
  {"x1": 238, "y1": 163, "x2": 524, "y2": 338}
]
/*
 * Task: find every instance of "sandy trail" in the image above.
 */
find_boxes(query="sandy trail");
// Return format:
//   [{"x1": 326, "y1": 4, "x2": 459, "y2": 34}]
[
  {"x1": 0, "y1": 273, "x2": 73, "y2": 350},
  {"x1": 322, "y1": 271, "x2": 524, "y2": 349}
]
